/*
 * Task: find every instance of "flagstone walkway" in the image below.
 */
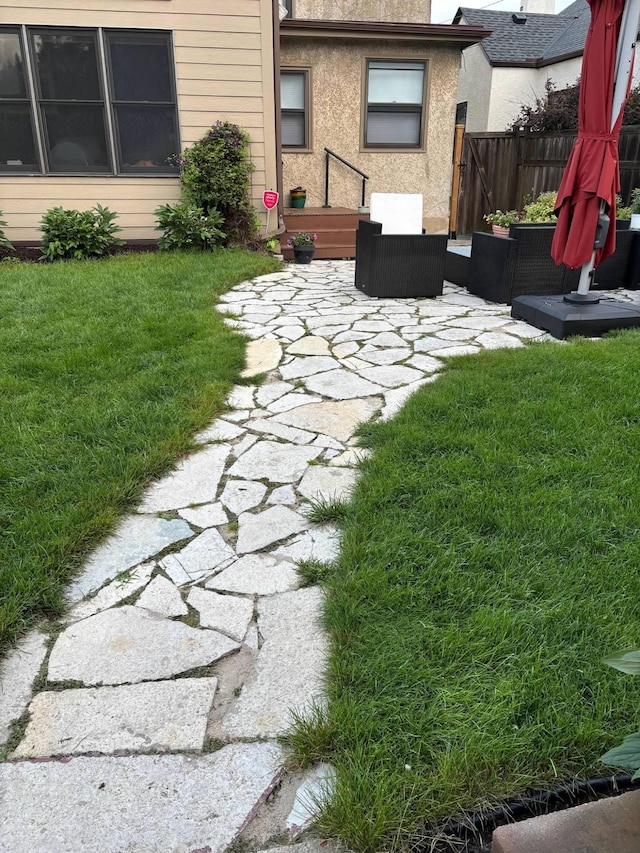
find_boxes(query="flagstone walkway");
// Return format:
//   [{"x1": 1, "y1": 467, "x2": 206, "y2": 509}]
[{"x1": 2, "y1": 261, "x2": 638, "y2": 853}]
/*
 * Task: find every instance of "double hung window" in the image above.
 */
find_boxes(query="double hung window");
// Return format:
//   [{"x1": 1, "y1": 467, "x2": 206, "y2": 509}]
[
  {"x1": 364, "y1": 60, "x2": 426, "y2": 148},
  {"x1": 281, "y1": 70, "x2": 309, "y2": 149}
]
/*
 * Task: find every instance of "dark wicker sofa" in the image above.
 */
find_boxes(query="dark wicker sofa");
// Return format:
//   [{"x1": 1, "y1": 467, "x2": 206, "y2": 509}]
[
  {"x1": 355, "y1": 219, "x2": 447, "y2": 298},
  {"x1": 466, "y1": 224, "x2": 580, "y2": 305}
]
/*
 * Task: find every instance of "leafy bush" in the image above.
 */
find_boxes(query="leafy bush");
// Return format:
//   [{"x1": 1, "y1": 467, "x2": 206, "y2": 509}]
[
  {"x1": 522, "y1": 190, "x2": 558, "y2": 223},
  {"x1": 631, "y1": 188, "x2": 640, "y2": 215},
  {"x1": 0, "y1": 211, "x2": 14, "y2": 251},
  {"x1": 178, "y1": 121, "x2": 258, "y2": 244},
  {"x1": 509, "y1": 77, "x2": 640, "y2": 131},
  {"x1": 616, "y1": 193, "x2": 632, "y2": 220},
  {"x1": 484, "y1": 209, "x2": 520, "y2": 227},
  {"x1": 601, "y1": 649, "x2": 640, "y2": 780},
  {"x1": 155, "y1": 202, "x2": 225, "y2": 251},
  {"x1": 40, "y1": 205, "x2": 123, "y2": 261}
]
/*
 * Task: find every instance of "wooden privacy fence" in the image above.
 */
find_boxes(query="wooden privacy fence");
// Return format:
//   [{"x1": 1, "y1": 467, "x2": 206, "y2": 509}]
[{"x1": 456, "y1": 125, "x2": 640, "y2": 236}]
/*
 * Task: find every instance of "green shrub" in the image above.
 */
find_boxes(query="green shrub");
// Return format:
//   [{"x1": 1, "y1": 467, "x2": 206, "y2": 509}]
[
  {"x1": 154, "y1": 202, "x2": 225, "y2": 251},
  {"x1": 630, "y1": 188, "x2": 640, "y2": 215},
  {"x1": 40, "y1": 205, "x2": 123, "y2": 261},
  {"x1": 0, "y1": 211, "x2": 14, "y2": 251},
  {"x1": 178, "y1": 121, "x2": 258, "y2": 244},
  {"x1": 522, "y1": 190, "x2": 558, "y2": 223},
  {"x1": 616, "y1": 193, "x2": 632, "y2": 220}
]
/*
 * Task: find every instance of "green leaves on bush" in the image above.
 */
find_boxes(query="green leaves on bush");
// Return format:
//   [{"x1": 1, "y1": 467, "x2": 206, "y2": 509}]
[
  {"x1": 0, "y1": 211, "x2": 14, "y2": 251},
  {"x1": 601, "y1": 649, "x2": 640, "y2": 780},
  {"x1": 154, "y1": 202, "x2": 225, "y2": 251},
  {"x1": 40, "y1": 205, "x2": 123, "y2": 261},
  {"x1": 178, "y1": 121, "x2": 258, "y2": 244}
]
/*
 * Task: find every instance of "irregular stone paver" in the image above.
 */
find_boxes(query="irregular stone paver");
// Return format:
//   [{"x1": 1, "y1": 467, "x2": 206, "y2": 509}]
[
  {"x1": 236, "y1": 506, "x2": 310, "y2": 554},
  {"x1": 241, "y1": 338, "x2": 283, "y2": 377},
  {"x1": 220, "y1": 480, "x2": 268, "y2": 515},
  {"x1": 267, "y1": 485, "x2": 297, "y2": 505},
  {"x1": 273, "y1": 398, "x2": 380, "y2": 442},
  {"x1": 187, "y1": 587, "x2": 254, "y2": 642},
  {"x1": 286, "y1": 336, "x2": 331, "y2": 355},
  {"x1": 0, "y1": 743, "x2": 283, "y2": 853},
  {"x1": 280, "y1": 355, "x2": 340, "y2": 380},
  {"x1": 0, "y1": 629, "x2": 48, "y2": 746},
  {"x1": 305, "y1": 368, "x2": 384, "y2": 400},
  {"x1": 65, "y1": 561, "x2": 155, "y2": 623},
  {"x1": 298, "y1": 466, "x2": 358, "y2": 503},
  {"x1": 135, "y1": 575, "x2": 187, "y2": 618},
  {"x1": 273, "y1": 525, "x2": 341, "y2": 563},
  {"x1": 138, "y1": 444, "x2": 230, "y2": 512},
  {"x1": 357, "y1": 364, "x2": 424, "y2": 388},
  {"x1": 194, "y1": 418, "x2": 245, "y2": 444},
  {"x1": 160, "y1": 528, "x2": 235, "y2": 581},
  {"x1": 206, "y1": 554, "x2": 300, "y2": 596},
  {"x1": 178, "y1": 502, "x2": 228, "y2": 529},
  {"x1": 48, "y1": 606, "x2": 239, "y2": 685},
  {"x1": 287, "y1": 764, "x2": 337, "y2": 835},
  {"x1": 228, "y1": 441, "x2": 322, "y2": 483},
  {"x1": 14, "y1": 678, "x2": 217, "y2": 757},
  {"x1": 67, "y1": 516, "x2": 192, "y2": 602},
  {"x1": 220, "y1": 588, "x2": 327, "y2": 739}
]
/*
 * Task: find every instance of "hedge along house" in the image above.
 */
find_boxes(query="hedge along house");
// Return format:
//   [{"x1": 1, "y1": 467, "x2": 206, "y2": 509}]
[
  {"x1": 279, "y1": 1, "x2": 487, "y2": 256},
  {"x1": 0, "y1": 0, "x2": 281, "y2": 244}
]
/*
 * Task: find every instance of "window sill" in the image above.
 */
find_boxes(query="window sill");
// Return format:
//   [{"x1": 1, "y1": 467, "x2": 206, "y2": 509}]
[
  {"x1": 282, "y1": 147, "x2": 314, "y2": 154},
  {"x1": 0, "y1": 171, "x2": 180, "y2": 178},
  {"x1": 360, "y1": 146, "x2": 426, "y2": 154}
]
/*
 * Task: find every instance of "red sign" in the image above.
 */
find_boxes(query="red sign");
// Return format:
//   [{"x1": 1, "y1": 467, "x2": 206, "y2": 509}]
[{"x1": 263, "y1": 191, "x2": 279, "y2": 211}]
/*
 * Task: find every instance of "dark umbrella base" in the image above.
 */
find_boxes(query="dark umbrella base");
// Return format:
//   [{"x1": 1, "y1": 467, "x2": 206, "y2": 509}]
[{"x1": 512, "y1": 294, "x2": 640, "y2": 339}]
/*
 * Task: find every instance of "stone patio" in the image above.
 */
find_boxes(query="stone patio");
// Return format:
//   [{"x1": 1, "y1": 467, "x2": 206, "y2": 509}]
[{"x1": 2, "y1": 260, "x2": 639, "y2": 852}]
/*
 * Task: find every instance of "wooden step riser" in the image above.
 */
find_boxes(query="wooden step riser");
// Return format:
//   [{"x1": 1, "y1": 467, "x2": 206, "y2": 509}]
[
  {"x1": 283, "y1": 215, "x2": 368, "y2": 230},
  {"x1": 284, "y1": 229, "x2": 359, "y2": 247}
]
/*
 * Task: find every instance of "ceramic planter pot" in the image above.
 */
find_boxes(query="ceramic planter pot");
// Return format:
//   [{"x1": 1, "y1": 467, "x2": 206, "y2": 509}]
[
  {"x1": 290, "y1": 191, "x2": 306, "y2": 209},
  {"x1": 293, "y1": 246, "x2": 315, "y2": 264},
  {"x1": 630, "y1": 213, "x2": 640, "y2": 230},
  {"x1": 492, "y1": 224, "x2": 511, "y2": 237}
]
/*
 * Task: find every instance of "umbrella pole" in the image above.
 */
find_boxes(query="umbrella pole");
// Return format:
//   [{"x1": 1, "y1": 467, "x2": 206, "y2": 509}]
[{"x1": 566, "y1": 0, "x2": 640, "y2": 305}]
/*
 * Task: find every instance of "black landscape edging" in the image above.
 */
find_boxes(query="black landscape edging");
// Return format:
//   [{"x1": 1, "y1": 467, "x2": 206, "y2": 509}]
[{"x1": 412, "y1": 774, "x2": 640, "y2": 853}]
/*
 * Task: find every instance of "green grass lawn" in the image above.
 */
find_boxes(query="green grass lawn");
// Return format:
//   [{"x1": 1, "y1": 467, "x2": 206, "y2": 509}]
[
  {"x1": 289, "y1": 331, "x2": 640, "y2": 852},
  {"x1": 0, "y1": 249, "x2": 280, "y2": 656}
]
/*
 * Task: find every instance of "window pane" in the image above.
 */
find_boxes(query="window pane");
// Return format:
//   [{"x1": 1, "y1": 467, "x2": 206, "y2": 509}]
[
  {"x1": 367, "y1": 111, "x2": 421, "y2": 146},
  {"x1": 0, "y1": 104, "x2": 37, "y2": 168},
  {"x1": 33, "y1": 32, "x2": 101, "y2": 101},
  {"x1": 0, "y1": 31, "x2": 26, "y2": 97},
  {"x1": 368, "y1": 62, "x2": 424, "y2": 105},
  {"x1": 282, "y1": 112, "x2": 305, "y2": 147},
  {"x1": 108, "y1": 33, "x2": 172, "y2": 102},
  {"x1": 281, "y1": 73, "x2": 305, "y2": 110},
  {"x1": 43, "y1": 104, "x2": 109, "y2": 170},
  {"x1": 114, "y1": 104, "x2": 178, "y2": 169}
]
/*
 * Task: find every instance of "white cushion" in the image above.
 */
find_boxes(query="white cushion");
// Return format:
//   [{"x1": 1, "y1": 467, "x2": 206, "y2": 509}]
[{"x1": 370, "y1": 193, "x2": 423, "y2": 235}]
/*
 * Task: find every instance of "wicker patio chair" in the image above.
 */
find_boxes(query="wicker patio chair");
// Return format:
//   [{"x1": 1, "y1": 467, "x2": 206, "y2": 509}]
[
  {"x1": 354, "y1": 219, "x2": 447, "y2": 298},
  {"x1": 592, "y1": 227, "x2": 640, "y2": 290},
  {"x1": 466, "y1": 225, "x2": 579, "y2": 305}
]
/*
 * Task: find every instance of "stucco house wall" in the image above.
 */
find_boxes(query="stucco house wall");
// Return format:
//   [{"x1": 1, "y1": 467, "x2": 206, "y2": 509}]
[
  {"x1": 1, "y1": 0, "x2": 278, "y2": 242},
  {"x1": 281, "y1": 37, "x2": 460, "y2": 233},
  {"x1": 456, "y1": 41, "x2": 492, "y2": 131},
  {"x1": 292, "y1": 1, "x2": 432, "y2": 24}
]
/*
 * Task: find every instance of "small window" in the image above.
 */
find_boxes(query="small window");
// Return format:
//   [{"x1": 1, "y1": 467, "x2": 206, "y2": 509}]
[
  {"x1": 0, "y1": 28, "x2": 39, "y2": 171},
  {"x1": 283, "y1": 0, "x2": 293, "y2": 17},
  {"x1": 455, "y1": 101, "x2": 468, "y2": 126},
  {"x1": 364, "y1": 60, "x2": 426, "y2": 148},
  {"x1": 281, "y1": 70, "x2": 309, "y2": 149}
]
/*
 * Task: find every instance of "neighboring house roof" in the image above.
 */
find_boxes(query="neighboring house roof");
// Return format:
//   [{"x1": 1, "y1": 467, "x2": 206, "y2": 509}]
[
  {"x1": 280, "y1": 17, "x2": 489, "y2": 49},
  {"x1": 453, "y1": 0, "x2": 589, "y2": 67}
]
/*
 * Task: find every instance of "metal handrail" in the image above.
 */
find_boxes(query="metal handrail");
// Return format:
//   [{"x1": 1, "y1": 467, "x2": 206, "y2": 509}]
[{"x1": 323, "y1": 147, "x2": 369, "y2": 209}]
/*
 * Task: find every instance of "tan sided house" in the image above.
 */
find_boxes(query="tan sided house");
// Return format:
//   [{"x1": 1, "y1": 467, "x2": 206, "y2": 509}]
[{"x1": 0, "y1": 0, "x2": 486, "y2": 250}]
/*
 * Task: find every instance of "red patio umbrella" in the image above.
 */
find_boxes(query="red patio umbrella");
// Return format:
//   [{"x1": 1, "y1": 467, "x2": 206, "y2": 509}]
[{"x1": 551, "y1": 0, "x2": 629, "y2": 272}]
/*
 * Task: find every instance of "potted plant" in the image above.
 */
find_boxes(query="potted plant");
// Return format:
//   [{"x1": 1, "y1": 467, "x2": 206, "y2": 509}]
[
  {"x1": 287, "y1": 231, "x2": 317, "y2": 264},
  {"x1": 630, "y1": 188, "x2": 640, "y2": 230},
  {"x1": 616, "y1": 193, "x2": 632, "y2": 223},
  {"x1": 484, "y1": 209, "x2": 521, "y2": 237},
  {"x1": 290, "y1": 186, "x2": 307, "y2": 209}
]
